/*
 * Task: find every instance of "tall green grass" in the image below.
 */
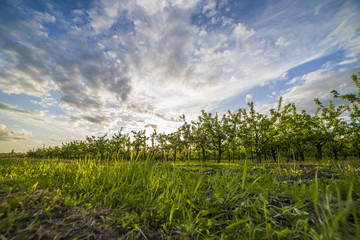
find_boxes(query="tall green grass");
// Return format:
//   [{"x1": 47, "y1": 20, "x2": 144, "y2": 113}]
[{"x1": 1, "y1": 158, "x2": 359, "y2": 239}]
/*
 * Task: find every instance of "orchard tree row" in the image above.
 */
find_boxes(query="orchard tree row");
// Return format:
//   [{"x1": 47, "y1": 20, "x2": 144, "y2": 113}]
[{"x1": 25, "y1": 72, "x2": 360, "y2": 163}]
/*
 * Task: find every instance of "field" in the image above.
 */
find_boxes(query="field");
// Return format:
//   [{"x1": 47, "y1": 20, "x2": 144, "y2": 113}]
[{"x1": 1, "y1": 158, "x2": 360, "y2": 240}]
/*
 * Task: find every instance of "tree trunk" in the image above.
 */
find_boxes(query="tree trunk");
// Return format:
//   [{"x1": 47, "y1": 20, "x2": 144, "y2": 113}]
[
  {"x1": 295, "y1": 151, "x2": 299, "y2": 161},
  {"x1": 286, "y1": 148, "x2": 291, "y2": 163},
  {"x1": 217, "y1": 139, "x2": 221, "y2": 163},
  {"x1": 188, "y1": 146, "x2": 191, "y2": 161},
  {"x1": 271, "y1": 148, "x2": 276, "y2": 163},
  {"x1": 256, "y1": 151, "x2": 261, "y2": 164},
  {"x1": 174, "y1": 149, "x2": 177, "y2": 163},
  {"x1": 333, "y1": 149, "x2": 339, "y2": 161},
  {"x1": 227, "y1": 147, "x2": 231, "y2": 162},
  {"x1": 217, "y1": 150, "x2": 221, "y2": 163},
  {"x1": 201, "y1": 146, "x2": 206, "y2": 163},
  {"x1": 300, "y1": 151, "x2": 305, "y2": 161},
  {"x1": 316, "y1": 144, "x2": 322, "y2": 161}
]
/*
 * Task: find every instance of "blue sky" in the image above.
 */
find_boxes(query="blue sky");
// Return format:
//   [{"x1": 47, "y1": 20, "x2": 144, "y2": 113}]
[{"x1": 0, "y1": 0, "x2": 359, "y2": 152}]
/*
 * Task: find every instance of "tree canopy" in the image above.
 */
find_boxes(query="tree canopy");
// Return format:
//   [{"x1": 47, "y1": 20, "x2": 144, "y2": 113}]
[{"x1": 20, "y1": 72, "x2": 360, "y2": 163}]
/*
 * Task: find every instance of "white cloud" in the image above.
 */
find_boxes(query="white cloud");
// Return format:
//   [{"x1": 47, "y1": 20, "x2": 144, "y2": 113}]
[
  {"x1": 0, "y1": 103, "x2": 41, "y2": 115},
  {"x1": 282, "y1": 67, "x2": 358, "y2": 112},
  {"x1": 88, "y1": 0, "x2": 121, "y2": 33},
  {"x1": 34, "y1": 11, "x2": 56, "y2": 23},
  {"x1": 2, "y1": 0, "x2": 358, "y2": 120},
  {"x1": 31, "y1": 97, "x2": 58, "y2": 108},
  {"x1": 233, "y1": 23, "x2": 255, "y2": 42},
  {"x1": 136, "y1": 0, "x2": 199, "y2": 15},
  {"x1": 275, "y1": 36, "x2": 291, "y2": 47},
  {"x1": 286, "y1": 76, "x2": 302, "y2": 85},
  {"x1": 0, "y1": 124, "x2": 32, "y2": 141},
  {"x1": 203, "y1": 0, "x2": 216, "y2": 14},
  {"x1": 321, "y1": 9, "x2": 360, "y2": 58},
  {"x1": 202, "y1": 0, "x2": 217, "y2": 17},
  {"x1": 280, "y1": 72, "x2": 288, "y2": 80},
  {"x1": 338, "y1": 58, "x2": 358, "y2": 65},
  {"x1": 245, "y1": 94, "x2": 253, "y2": 103}
]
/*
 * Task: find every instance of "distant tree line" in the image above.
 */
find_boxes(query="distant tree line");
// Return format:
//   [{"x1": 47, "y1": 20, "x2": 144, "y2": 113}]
[{"x1": 20, "y1": 72, "x2": 360, "y2": 162}]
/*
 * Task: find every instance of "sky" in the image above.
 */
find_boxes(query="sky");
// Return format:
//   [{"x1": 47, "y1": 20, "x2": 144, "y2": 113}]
[{"x1": 0, "y1": 0, "x2": 359, "y2": 153}]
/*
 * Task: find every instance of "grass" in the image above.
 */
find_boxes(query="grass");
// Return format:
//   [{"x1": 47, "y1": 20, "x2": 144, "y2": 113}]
[{"x1": 0, "y1": 158, "x2": 359, "y2": 239}]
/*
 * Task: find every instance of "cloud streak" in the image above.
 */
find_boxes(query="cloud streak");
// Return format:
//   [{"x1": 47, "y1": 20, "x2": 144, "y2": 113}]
[
  {"x1": 0, "y1": 124, "x2": 32, "y2": 141},
  {"x1": 0, "y1": 103, "x2": 40, "y2": 115}
]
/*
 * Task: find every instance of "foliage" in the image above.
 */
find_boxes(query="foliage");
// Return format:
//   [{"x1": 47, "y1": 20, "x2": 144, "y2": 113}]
[
  {"x1": 13, "y1": 73, "x2": 358, "y2": 163},
  {"x1": 1, "y1": 159, "x2": 359, "y2": 239}
]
